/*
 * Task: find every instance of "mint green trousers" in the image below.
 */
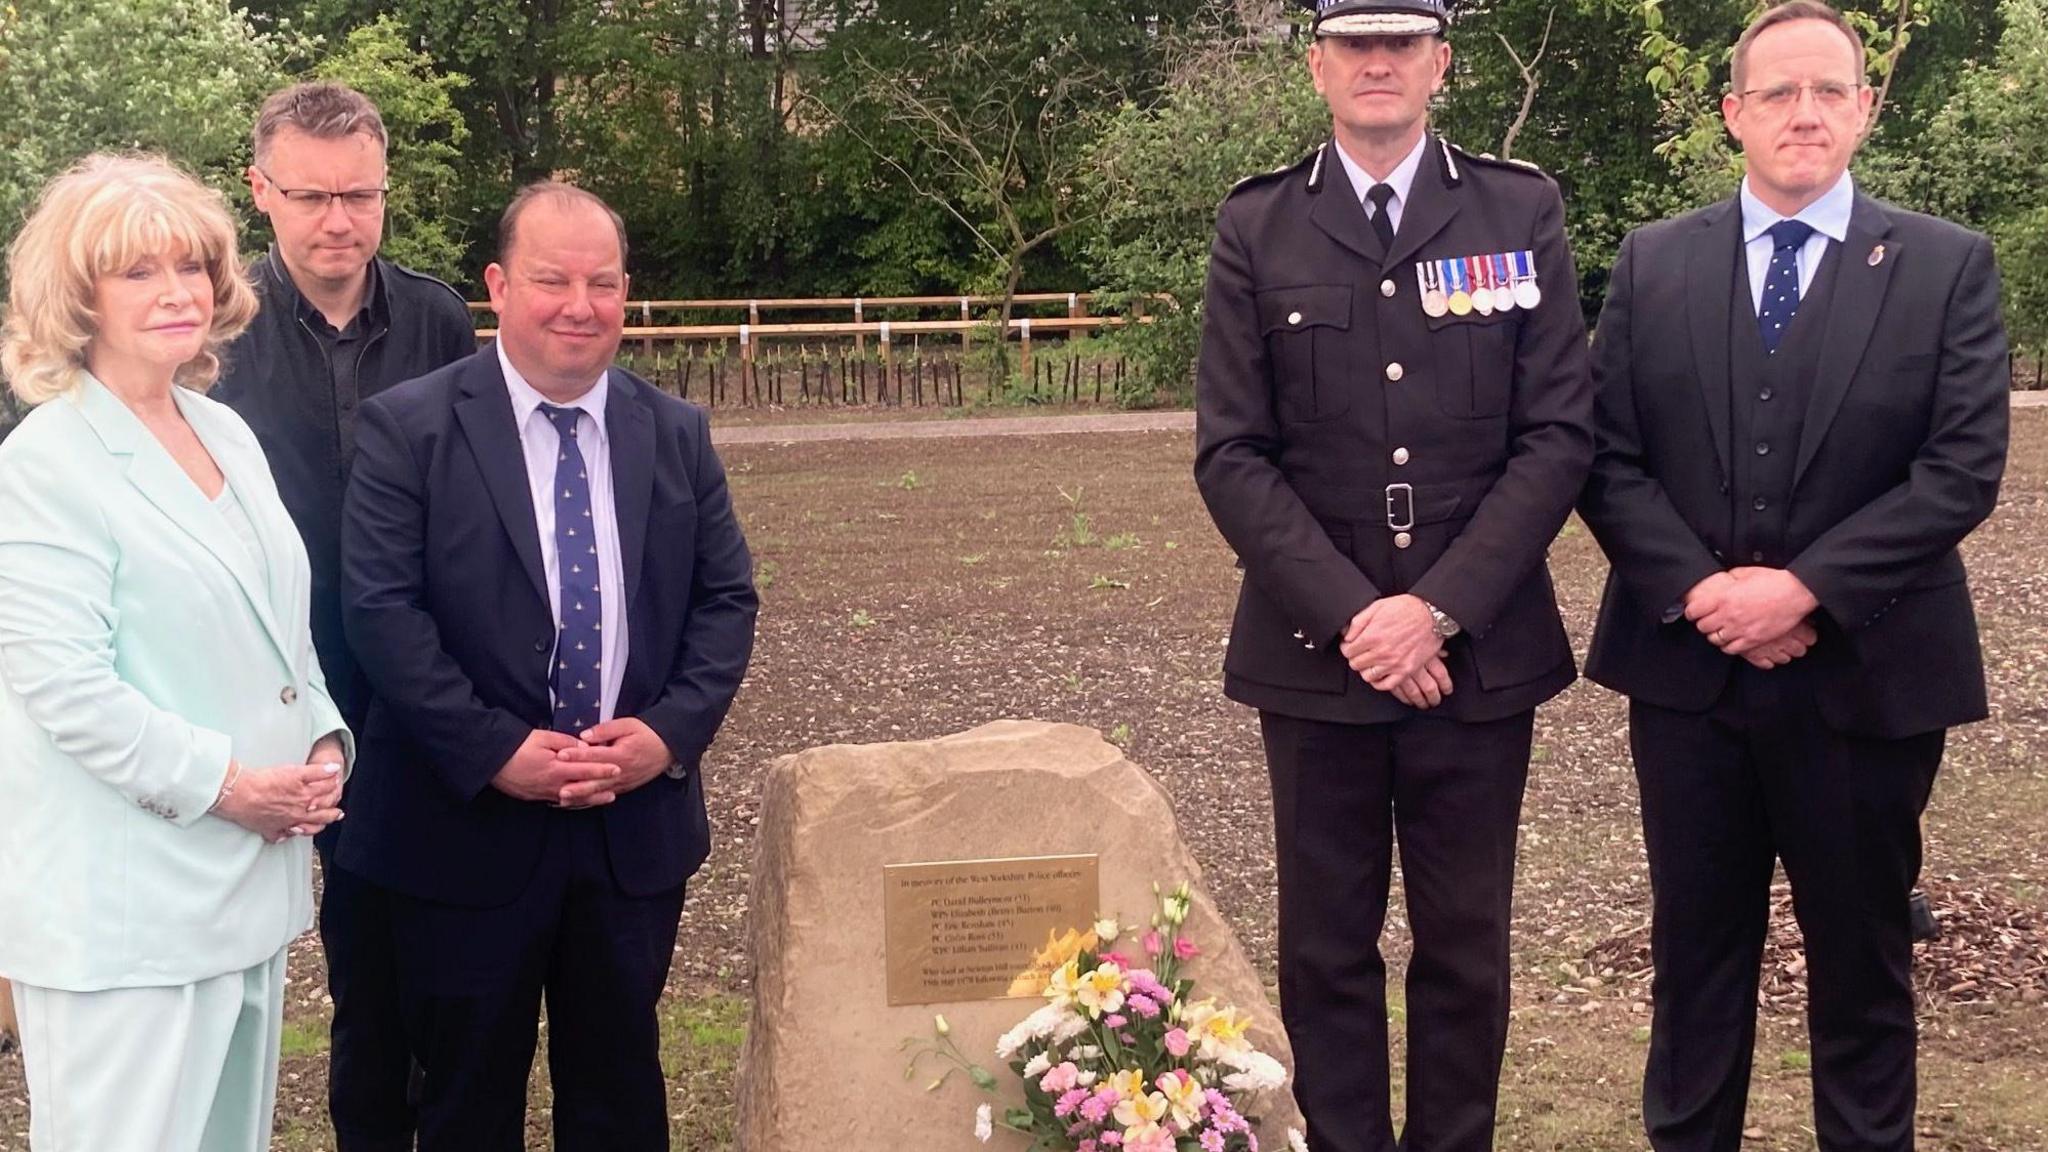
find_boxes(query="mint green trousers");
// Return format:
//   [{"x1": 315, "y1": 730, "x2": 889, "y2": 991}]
[{"x1": 14, "y1": 945, "x2": 287, "y2": 1152}]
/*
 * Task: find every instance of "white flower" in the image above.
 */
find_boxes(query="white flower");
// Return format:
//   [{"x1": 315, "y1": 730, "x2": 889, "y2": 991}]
[
  {"x1": 1289, "y1": 1129, "x2": 1310, "y2": 1152},
  {"x1": 1022, "y1": 1052, "x2": 1052, "y2": 1078},
  {"x1": 1219, "y1": 1049, "x2": 1288, "y2": 1095},
  {"x1": 1076, "y1": 1070, "x2": 1099, "y2": 1087},
  {"x1": 1094, "y1": 916, "x2": 1121, "y2": 943},
  {"x1": 1074, "y1": 1044, "x2": 1103, "y2": 1060},
  {"x1": 975, "y1": 1103, "x2": 993, "y2": 1143},
  {"x1": 995, "y1": 1001, "x2": 1071, "y2": 1061}
]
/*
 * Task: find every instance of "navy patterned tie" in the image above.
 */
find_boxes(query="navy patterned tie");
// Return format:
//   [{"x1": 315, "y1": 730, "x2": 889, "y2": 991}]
[
  {"x1": 1758, "y1": 219, "x2": 1815, "y2": 355},
  {"x1": 540, "y1": 404, "x2": 602, "y2": 734}
]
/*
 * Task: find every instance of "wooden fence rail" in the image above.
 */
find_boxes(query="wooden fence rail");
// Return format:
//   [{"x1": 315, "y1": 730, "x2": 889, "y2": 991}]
[
  {"x1": 468, "y1": 292, "x2": 1160, "y2": 353},
  {"x1": 474, "y1": 314, "x2": 1148, "y2": 375}
]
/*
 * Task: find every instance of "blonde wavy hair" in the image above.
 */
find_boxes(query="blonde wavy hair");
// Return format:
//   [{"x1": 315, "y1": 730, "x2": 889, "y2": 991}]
[{"x1": 1, "y1": 153, "x2": 258, "y2": 405}]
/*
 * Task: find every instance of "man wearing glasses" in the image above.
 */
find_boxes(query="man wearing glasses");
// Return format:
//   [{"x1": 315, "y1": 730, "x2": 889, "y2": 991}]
[
  {"x1": 1578, "y1": 4, "x2": 2009, "y2": 1150},
  {"x1": 216, "y1": 82, "x2": 476, "y2": 1152}
]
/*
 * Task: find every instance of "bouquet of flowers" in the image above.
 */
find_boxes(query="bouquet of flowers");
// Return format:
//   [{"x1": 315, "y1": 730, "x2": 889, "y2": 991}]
[{"x1": 909, "y1": 882, "x2": 1300, "y2": 1152}]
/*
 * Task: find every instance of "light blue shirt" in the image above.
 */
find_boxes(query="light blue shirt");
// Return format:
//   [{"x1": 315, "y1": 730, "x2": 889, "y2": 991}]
[
  {"x1": 1740, "y1": 171, "x2": 1854, "y2": 316},
  {"x1": 1334, "y1": 131, "x2": 1430, "y2": 235},
  {"x1": 497, "y1": 343, "x2": 629, "y2": 725}
]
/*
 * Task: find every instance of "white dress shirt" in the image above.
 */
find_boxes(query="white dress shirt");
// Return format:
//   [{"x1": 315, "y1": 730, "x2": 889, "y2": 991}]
[
  {"x1": 497, "y1": 342, "x2": 629, "y2": 724},
  {"x1": 1334, "y1": 131, "x2": 1431, "y2": 234},
  {"x1": 1740, "y1": 171, "x2": 1854, "y2": 316}
]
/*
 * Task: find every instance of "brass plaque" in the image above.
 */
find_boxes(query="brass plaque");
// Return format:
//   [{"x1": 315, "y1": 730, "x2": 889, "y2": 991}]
[{"x1": 883, "y1": 854, "x2": 1100, "y2": 1006}]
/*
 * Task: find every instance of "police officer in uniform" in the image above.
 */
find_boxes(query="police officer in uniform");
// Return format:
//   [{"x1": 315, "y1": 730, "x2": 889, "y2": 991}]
[{"x1": 1192, "y1": 2, "x2": 1593, "y2": 1149}]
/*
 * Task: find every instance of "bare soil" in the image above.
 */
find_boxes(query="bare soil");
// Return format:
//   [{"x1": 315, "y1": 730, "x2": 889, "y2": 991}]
[{"x1": 3, "y1": 411, "x2": 2042, "y2": 1151}]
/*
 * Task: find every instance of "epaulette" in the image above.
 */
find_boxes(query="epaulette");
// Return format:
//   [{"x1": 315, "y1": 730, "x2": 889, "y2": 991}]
[
  {"x1": 1227, "y1": 145, "x2": 1321, "y2": 199},
  {"x1": 1442, "y1": 140, "x2": 1555, "y2": 184}
]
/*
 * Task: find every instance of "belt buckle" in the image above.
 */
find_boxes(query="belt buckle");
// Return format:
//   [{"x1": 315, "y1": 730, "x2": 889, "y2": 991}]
[{"x1": 1385, "y1": 483, "x2": 1415, "y2": 532}]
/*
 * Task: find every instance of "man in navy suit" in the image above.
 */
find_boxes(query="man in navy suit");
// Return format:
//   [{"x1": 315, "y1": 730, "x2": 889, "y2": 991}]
[
  {"x1": 339, "y1": 181, "x2": 757, "y2": 1151},
  {"x1": 1578, "y1": 5, "x2": 2007, "y2": 1149}
]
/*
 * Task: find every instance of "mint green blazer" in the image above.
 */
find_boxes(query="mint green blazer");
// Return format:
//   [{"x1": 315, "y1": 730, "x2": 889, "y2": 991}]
[{"x1": 0, "y1": 374, "x2": 352, "y2": 991}]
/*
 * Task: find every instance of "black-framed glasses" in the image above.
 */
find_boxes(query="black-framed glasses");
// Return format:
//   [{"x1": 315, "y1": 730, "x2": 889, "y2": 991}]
[
  {"x1": 1735, "y1": 80, "x2": 1864, "y2": 112},
  {"x1": 256, "y1": 167, "x2": 389, "y2": 217}
]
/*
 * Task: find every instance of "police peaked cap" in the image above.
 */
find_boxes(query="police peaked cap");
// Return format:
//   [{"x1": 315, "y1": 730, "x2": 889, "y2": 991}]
[{"x1": 1309, "y1": 0, "x2": 1449, "y2": 38}]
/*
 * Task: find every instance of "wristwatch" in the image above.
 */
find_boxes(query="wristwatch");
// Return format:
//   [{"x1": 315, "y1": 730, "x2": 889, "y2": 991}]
[{"x1": 1423, "y1": 600, "x2": 1462, "y2": 639}]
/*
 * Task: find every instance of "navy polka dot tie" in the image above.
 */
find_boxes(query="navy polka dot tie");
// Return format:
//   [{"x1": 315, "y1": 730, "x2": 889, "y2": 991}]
[
  {"x1": 540, "y1": 404, "x2": 602, "y2": 734},
  {"x1": 1758, "y1": 219, "x2": 1815, "y2": 355}
]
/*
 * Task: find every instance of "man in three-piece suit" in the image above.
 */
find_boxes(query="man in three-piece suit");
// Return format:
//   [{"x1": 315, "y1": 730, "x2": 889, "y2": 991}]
[
  {"x1": 1192, "y1": 1, "x2": 1593, "y2": 1148},
  {"x1": 1577, "y1": 5, "x2": 2009, "y2": 1150},
  {"x1": 338, "y1": 182, "x2": 757, "y2": 1151}
]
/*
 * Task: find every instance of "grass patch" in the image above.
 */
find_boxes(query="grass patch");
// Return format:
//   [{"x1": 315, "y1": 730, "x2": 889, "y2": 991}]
[{"x1": 279, "y1": 1018, "x2": 329, "y2": 1060}]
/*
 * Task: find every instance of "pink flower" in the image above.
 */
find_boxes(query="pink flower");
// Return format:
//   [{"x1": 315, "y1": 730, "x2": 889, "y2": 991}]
[
  {"x1": 1204, "y1": 1090, "x2": 1249, "y2": 1133},
  {"x1": 1041, "y1": 1061, "x2": 1082, "y2": 1095},
  {"x1": 1165, "y1": 1028, "x2": 1191, "y2": 1057},
  {"x1": 1081, "y1": 1088, "x2": 1116, "y2": 1124},
  {"x1": 1054, "y1": 1087, "x2": 1089, "y2": 1117},
  {"x1": 1143, "y1": 929, "x2": 1164, "y2": 957},
  {"x1": 1105, "y1": 1014, "x2": 1128, "y2": 1029},
  {"x1": 1079, "y1": 1142, "x2": 1099, "y2": 1152},
  {"x1": 1201, "y1": 1130, "x2": 1227, "y2": 1152},
  {"x1": 1174, "y1": 937, "x2": 1200, "y2": 961},
  {"x1": 1128, "y1": 993, "x2": 1161, "y2": 1019},
  {"x1": 1100, "y1": 951, "x2": 1131, "y2": 971},
  {"x1": 1100, "y1": 1133, "x2": 1123, "y2": 1148},
  {"x1": 1127, "y1": 970, "x2": 1171, "y2": 1002},
  {"x1": 1119, "y1": 1032, "x2": 1137, "y2": 1045}
]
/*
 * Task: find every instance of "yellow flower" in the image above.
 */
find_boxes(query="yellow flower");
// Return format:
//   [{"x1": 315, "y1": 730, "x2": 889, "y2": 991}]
[
  {"x1": 1182, "y1": 998, "x2": 1255, "y2": 1056},
  {"x1": 1156, "y1": 1070, "x2": 1205, "y2": 1129},
  {"x1": 1109, "y1": 1068, "x2": 1149, "y2": 1100},
  {"x1": 1113, "y1": 1089, "x2": 1170, "y2": 1129},
  {"x1": 1045, "y1": 958, "x2": 1086, "y2": 1009},
  {"x1": 1008, "y1": 928, "x2": 1099, "y2": 998},
  {"x1": 1074, "y1": 962, "x2": 1127, "y2": 1018}
]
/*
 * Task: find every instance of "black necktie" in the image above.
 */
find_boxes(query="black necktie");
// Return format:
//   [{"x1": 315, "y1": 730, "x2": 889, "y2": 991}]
[
  {"x1": 1758, "y1": 219, "x2": 1815, "y2": 355},
  {"x1": 1366, "y1": 183, "x2": 1397, "y2": 252}
]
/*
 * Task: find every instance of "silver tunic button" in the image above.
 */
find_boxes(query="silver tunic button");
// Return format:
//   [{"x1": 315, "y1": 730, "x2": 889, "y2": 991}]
[
  {"x1": 1380, "y1": 279, "x2": 1397, "y2": 298},
  {"x1": 280, "y1": 685, "x2": 298, "y2": 705},
  {"x1": 1393, "y1": 447, "x2": 1411, "y2": 466},
  {"x1": 1385, "y1": 362, "x2": 1404, "y2": 382},
  {"x1": 1394, "y1": 531, "x2": 1413, "y2": 549},
  {"x1": 1287, "y1": 311, "x2": 1303, "y2": 326}
]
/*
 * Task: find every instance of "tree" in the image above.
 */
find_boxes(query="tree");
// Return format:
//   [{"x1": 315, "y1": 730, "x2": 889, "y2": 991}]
[
  {"x1": 1860, "y1": 0, "x2": 2048, "y2": 350},
  {"x1": 0, "y1": 0, "x2": 292, "y2": 253},
  {"x1": 303, "y1": 17, "x2": 472, "y2": 282},
  {"x1": 1082, "y1": 3, "x2": 1328, "y2": 403},
  {"x1": 814, "y1": 40, "x2": 1109, "y2": 342}
]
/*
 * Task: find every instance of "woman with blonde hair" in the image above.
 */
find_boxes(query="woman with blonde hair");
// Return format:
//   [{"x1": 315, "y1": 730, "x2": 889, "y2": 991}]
[{"x1": 0, "y1": 153, "x2": 353, "y2": 1151}]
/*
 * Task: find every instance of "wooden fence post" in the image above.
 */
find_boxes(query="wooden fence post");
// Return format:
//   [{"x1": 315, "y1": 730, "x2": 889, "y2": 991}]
[{"x1": 739, "y1": 324, "x2": 754, "y2": 406}]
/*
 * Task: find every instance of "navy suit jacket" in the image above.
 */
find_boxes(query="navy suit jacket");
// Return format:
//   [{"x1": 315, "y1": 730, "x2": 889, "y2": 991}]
[
  {"x1": 336, "y1": 348, "x2": 756, "y2": 906},
  {"x1": 1579, "y1": 192, "x2": 2008, "y2": 739}
]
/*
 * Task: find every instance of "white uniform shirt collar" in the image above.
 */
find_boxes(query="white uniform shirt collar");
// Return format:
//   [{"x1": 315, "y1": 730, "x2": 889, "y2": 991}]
[
  {"x1": 1333, "y1": 131, "x2": 1430, "y2": 218},
  {"x1": 497, "y1": 341, "x2": 609, "y2": 444},
  {"x1": 1740, "y1": 171, "x2": 1854, "y2": 245}
]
